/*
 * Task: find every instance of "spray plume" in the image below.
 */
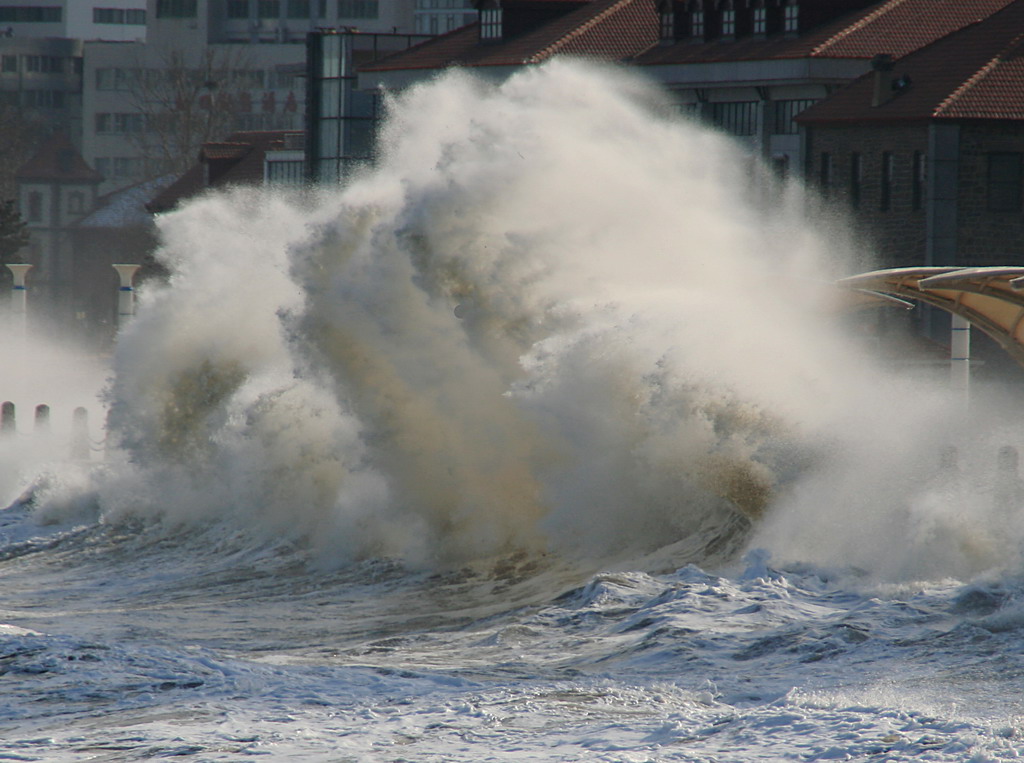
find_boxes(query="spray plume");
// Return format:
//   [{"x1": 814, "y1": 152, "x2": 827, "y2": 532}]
[{"x1": 13, "y1": 59, "x2": 1022, "y2": 578}]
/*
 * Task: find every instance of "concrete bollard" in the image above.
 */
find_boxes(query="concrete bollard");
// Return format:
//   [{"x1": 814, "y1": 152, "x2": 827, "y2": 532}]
[
  {"x1": 34, "y1": 404, "x2": 50, "y2": 432},
  {"x1": 71, "y1": 406, "x2": 90, "y2": 461},
  {"x1": 1, "y1": 401, "x2": 15, "y2": 436}
]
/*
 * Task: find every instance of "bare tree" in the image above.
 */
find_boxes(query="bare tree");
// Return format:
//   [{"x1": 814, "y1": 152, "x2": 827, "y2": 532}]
[
  {"x1": 125, "y1": 47, "x2": 259, "y2": 177},
  {"x1": 0, "y1": 104, "x2": 46, "y2": 201}
]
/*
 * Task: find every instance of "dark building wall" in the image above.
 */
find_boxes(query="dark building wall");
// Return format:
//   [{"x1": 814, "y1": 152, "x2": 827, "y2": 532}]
[
  {"x1": 806, "y1": 119, "x2": 1024, "y2": 270},
  {"x1": 956, "y1": 121, "x2": 1024, "y2": 267},
  {"x1": 806, "y1": 123, "x2": 929, "y2": 268}
]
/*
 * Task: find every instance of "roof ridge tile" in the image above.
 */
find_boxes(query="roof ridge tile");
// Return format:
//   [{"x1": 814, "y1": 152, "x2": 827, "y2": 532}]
[
  {"x1": 933, "y1": 55, "x2": 1001, "y2": 116},
  {"x1": 810, "y1": 0, "x2": 907, "y2": 56},
  {"x1": 934, "y1": 29, "x2": 1024, "y2": 116},
  {"x1": 527, "y1": 0, "x2": 638, "y2": 63}
]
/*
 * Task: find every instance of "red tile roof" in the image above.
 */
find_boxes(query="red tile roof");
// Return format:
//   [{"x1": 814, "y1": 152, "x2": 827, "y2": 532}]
[
  {"x1": 797, "y1": 0, "x2": 1024, "y2": 124},
  {"x1": 16, "y1": 133, "x2": 103, "y2": 184},
  {"x1": 201, "y1": 143, "x2": 253, "y2": 161},
  {"x1": 636, "y1": 0, "x2": 1016, "y2": 66},
  {"x1": 806, "y1": 0, "x2": 1016, "y2": 58},
  {"x1": 362, "y1": 0, "x2": 658, "y2": 72},
  {"x1": 147, "y1": 131, "x2": 302, "y2": 213}
]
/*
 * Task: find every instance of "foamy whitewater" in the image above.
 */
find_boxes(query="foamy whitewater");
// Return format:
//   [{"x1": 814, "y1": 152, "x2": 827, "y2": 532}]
[{"x1": 3, "y1": 60, "x2": 1024, "y2": 761}]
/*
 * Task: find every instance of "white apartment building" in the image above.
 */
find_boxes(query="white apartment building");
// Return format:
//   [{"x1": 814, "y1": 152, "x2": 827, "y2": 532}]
[
  {"x1": 83, "y1": 38, "x2": 307, "y2": 191},
  {"x1": 0, "y1": 0, "x2": 147, "y2": 41},
  {"x1": 0, "y1": 36, "x2": 81, "y2": 132},
  {"x1": 5, "y1": 0, "x2": 425, "y2": 194}
]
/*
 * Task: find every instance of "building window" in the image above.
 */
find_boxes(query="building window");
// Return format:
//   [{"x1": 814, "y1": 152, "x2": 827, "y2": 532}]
[
  {"x1": 27, "y1": 192, "x2": 42, "y2": 222},
  {"x1": 689, "y1": 8, "x2": 704, "y2": 38},
  {"x1": 94, "y1": 7, "x2": 125, "y2": 23},
  {"x1": 1, "y1": 55, "x2": 16, "y2": 72},
  {"x1": 721, "y1": 7, "x2": 735, "y2": 37},
  {"x1": 287, "y1": 0, "x2": 310, "y2": 17},
  {"x1": 658, "y1": 0, "x2": 674, "y2": 41},
  {"x1": 116, "y1": 113, "x2": 144, "y2": 133},
  {"x1": 96, "y1": 112, "x2": 145, "y2": 133},
  {"x1": 337, "y1": 0, "x2": 377, "y2": 17},
  {"x1": 480, "y1": 1, "x2": 502, "y2": 40},
  {"x1": 95, "y1": 67, "x2": 135, "y2": 90},
  {"x1": 266, "y1": 158, "x2": 305, "y2": 184},
  {"x1": 819, "y1": 152, "x2": 832, "y2": 195},
  {"x1": 988, "y1": 152, "x2": 1023, "y2": 212},
  {"x1": 0, "y1": 6, "x2": 62, "y2": 22},
  {"x1": 708, "y1": 101, "x2": 758, "y2": 136},
  {"x1": 880, "y1": 151, "x2": 893, "y2": 211},
  {"x1": 771, "y1": 99, "x2": 814, "y2": 135},
  {"x1": 912, "y1": 150, "x2": 925, "y2": 211},
  {"x1": 850, "y1": 152, "x2": 861, "y2": 209},
  {"x1": 258, "y1": 0, "x2": 280, "y2": 16},
  {"x1": 126, "y1": 8, "x2": 146, "y2": 23},
  {"x1": 783, "y1": 1, "x2": 798, "y2": 33},
  {"x1": 155, "y1": 0, "x2": 197, "y2": 17},
  {"x1": 228, "y1": 0, "x2": 249, "y2": 17},
  {"x1": 23, "y1": 89, "x2": 63, "y2": 108},
  {"x1": 752, "y1": 5, "x2": 766, "y2": 34}
]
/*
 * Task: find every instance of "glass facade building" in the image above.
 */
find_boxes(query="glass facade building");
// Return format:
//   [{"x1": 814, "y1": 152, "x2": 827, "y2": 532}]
[{"x1": 305, "y1": 30, "x2": 429, "y2": 183}]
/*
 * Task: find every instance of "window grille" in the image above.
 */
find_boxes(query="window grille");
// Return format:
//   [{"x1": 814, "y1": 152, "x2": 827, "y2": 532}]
[
  {"x1": 155, "y1": 0, "x2": 198, "y2": 17},
  {"x1": 480, "y1": 6, "x2": 502, "y2": 39},
  {"x1": 721, "y1": 8, "x2": 735, "y2": 36},
  {"x1": 771, "y1": 99, "x2": 814, "y2": 135},
  {"x1": 753, "y1": 6, "x2": 766, "y2": 34},
  {"x1": 338, "y1": 0, "x2": 378, "y2": 18},
  {"x1": 783, "y1": 2, "x2": 798, "y2": 32},
  {"x1": 708, "y1": 101, "x2": 758, "y2": 136},
  {"x1": 0, "y1": 6, "x2": 62, "y2": 22},
  {"x1": 690, "y1": 9, "x2": 704, "y2": 37}
]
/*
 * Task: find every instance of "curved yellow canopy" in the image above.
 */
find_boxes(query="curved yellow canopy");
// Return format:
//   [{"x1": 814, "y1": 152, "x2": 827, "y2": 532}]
[{"x1": 837, "y1": 267, "x2": 1024, "y2": 368}]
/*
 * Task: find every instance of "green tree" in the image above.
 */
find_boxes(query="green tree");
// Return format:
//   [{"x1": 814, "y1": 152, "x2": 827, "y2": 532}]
[{"x1": 0, "y1": 199, "x2": 30, "y2": 269}]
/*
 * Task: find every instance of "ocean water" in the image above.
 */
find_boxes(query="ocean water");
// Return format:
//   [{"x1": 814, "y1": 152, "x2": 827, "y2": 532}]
[{"x1": 3, "y1": 60, "x2": 1024, "y2": 761}]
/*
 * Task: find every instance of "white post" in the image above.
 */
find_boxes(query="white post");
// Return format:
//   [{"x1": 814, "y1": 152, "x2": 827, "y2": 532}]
[
  {"x1": 6, "y1": 263, "x2": 31, "y2": 335},
  {"x1": 112, "y1": 264, "x2": 141, "y2": 327},
  {"x1": 950, "y1": 313, "x2": 970, "y2": 404}
]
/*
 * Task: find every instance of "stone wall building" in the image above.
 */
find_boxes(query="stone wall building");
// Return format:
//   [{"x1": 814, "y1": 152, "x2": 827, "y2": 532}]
[{"x1": 797, "y1": 1, "x2": 1024, "y2": 271}]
